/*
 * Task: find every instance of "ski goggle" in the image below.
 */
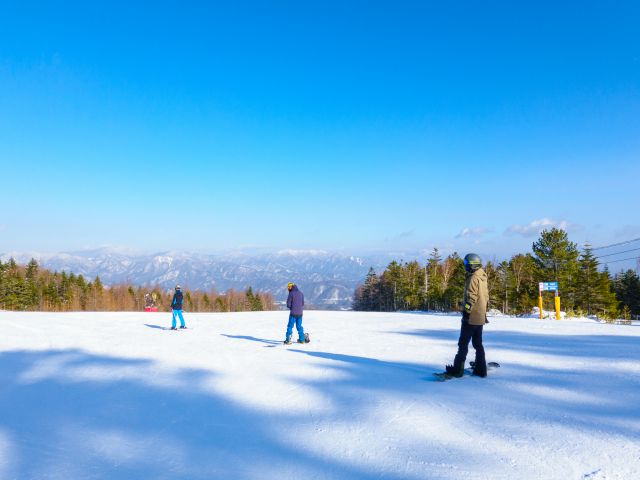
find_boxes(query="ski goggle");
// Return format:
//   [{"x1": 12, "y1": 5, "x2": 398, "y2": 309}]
[{"x1": 464, "y1": 259, "x2": 480, "y2": 269}]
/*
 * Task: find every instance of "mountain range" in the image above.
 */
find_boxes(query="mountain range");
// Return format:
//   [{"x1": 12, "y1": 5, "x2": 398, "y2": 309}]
[{"x1": 1, "y1": 248, "x2": 411, "y2": 309}]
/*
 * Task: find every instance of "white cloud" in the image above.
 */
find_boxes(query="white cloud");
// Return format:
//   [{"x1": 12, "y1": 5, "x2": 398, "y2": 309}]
[
  {"x1": 505, "y1": 218, "x2": 577, "y2": 238},
  {"x1": 455, "y1": 227, "x2": 490, "y2": 239}
]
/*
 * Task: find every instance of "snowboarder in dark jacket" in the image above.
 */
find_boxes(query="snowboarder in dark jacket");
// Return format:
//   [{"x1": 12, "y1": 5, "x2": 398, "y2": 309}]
[
  {"x1": 445, "y1": 253, "x2": 489, "y2": 377},
  {"x1": 284, "y1": 282, "x2": 305, "y2": 344},
  {"x1": 170, "y1": 285, "x2": 187, "y2": 330}
]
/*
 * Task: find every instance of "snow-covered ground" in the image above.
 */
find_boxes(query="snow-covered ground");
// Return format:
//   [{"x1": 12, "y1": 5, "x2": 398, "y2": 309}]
[{"x1": 0, "y1": 310, "x2": 638, "y2": 480}]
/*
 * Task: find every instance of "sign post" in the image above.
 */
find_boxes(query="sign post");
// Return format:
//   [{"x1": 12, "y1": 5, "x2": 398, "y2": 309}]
[{"x1": 538, "y1": 282, "x2": 560, "y2": 320}]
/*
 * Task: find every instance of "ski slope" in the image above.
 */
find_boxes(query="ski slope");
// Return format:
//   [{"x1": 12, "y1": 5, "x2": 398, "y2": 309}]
[{"x1": 0, "y1": 310, "x2": 638, "y2": 480}]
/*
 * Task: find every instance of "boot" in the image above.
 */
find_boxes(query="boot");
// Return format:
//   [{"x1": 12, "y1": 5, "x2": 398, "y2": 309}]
[
  {"x1": 471, "y1": 360, "x2": 487, "y2": 377},
  {"x1": 445, "y1": 364, "x2": 464, "y2": 378}
]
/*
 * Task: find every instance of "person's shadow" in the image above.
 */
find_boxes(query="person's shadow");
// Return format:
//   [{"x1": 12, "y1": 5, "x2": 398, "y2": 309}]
[
  {"x1": 144, "y1": 323, "x2": 169, "y2": 330},
  {"x1": 221, "y1": 334, "x2": 282, "y2": 346}
]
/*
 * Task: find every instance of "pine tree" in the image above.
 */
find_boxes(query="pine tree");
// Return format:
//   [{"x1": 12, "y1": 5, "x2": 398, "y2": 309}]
[
  {"x1": 495, "y1": 261, "x2": 510, "y2": 314},
  {"x1": 532, "y1": 228, "x2": 579, "y2": 310},
  {"x1": 380, "y1": 261, "x2": 404, "y2": 311},
  {"x1": 245, "y1": 287, "x2": 263, "y2": 311},
  {"x1": 403, "y1": 261, "x2": 426, "y2": 310},
  {"x1": 613, "y1": 270, "x2": 640, "y2": 315},
  {"x1": 595, "y1": 267, "x2": 619, "y2": 320},
  {"x1": 353, "y1": 268, "x2": 381, "y2": 311},
  {"x1": 576, "y1": 244, "x2": 600, "y2": 315},
  {"x1": 25, "y1": 259, "x2": 41, "y2": 310},
  {"x1": 202, "y1": 293, "x2": 211, "y2": 311},
  {"x1": 93, "y1": 276, "x2": 104, "y2": 310},
  {"x1": 1, "y1": 260, "x2": 28, "y2": 310},
  {"x1": 426, "y1": 249, "x2": 443, "y2": 310}
]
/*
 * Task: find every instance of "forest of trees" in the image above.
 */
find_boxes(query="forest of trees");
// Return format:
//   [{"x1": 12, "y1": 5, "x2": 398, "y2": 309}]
[
  {"x1": 353, "y1": 228, "x2": 640, "y2": 321},
  {"x1": 0, "y1": 258, "x2": 275, "y2": 312}
]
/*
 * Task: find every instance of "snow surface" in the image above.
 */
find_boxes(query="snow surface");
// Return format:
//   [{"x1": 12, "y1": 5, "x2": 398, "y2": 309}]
[{"x1": 0, "y1": 310, "x2": 638, "y2": 480}]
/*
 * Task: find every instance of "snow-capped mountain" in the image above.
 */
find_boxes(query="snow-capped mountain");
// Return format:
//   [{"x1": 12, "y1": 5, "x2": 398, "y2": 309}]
[{"x1": 1, "y1": 248, "x2": 397, "y2": 309}]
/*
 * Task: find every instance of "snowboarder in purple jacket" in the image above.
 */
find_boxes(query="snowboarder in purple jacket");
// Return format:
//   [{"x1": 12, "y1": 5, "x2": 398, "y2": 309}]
[{"x1": 284, "y1": 282, "x2": 305, "y2": 344}]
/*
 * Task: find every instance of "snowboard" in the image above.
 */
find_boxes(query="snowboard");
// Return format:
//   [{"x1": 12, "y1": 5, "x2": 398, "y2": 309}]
[
  {"x1": 432, "y1": 362, "x2": 500, "y2": 382},
  {"x1": 278, "y1": 333, "x2": 310, "y2": 346}
]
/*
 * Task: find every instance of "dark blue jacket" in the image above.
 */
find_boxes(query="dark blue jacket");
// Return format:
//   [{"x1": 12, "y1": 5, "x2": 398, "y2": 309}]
[
  {"x1": 171, "y1": 291, "x2": 184, "y2": 310},
  {"x1": 286, "y1": 286, "x2": 304, "y2": 316}
]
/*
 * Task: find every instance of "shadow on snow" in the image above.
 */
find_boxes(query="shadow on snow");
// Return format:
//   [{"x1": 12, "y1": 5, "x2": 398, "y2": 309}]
[{"x1": 0, "y1": 349, "x2": 416, "y2": 480}]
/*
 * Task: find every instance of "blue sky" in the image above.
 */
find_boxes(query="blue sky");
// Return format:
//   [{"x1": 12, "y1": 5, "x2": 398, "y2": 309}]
[{"x1": 1, "y1": 1, "x2": 639, "y2": 260}]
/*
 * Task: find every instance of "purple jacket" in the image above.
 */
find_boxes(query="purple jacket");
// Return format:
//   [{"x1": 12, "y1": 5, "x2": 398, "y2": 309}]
[{"x1": 286, "y1": 286, "x2": 304, "y2": 316}]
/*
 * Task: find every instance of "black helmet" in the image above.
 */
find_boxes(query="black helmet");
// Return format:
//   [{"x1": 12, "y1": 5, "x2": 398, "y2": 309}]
[{"x1": 463, "y1": 253, "x2": 482, "y2": 272}]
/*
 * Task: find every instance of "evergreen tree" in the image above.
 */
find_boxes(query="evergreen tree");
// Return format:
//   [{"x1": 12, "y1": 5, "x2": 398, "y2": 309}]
[
  {"x1": 402, "y1": 261, "x2": 426, "y2": 310},
  {"x1": 185, "y1": 291, "x2": 193, "y2": 310},
  {"x1": 214, "y1": 296, "x2": 226, "y2": 312},
  {"x1": 380, "y1": 261, "x2": 403, "y2": 311},
  {"x1": 245, "y1": 287, "x2": 263, "y2": 311},
  {"x1": 484, "y1": 261, "x2": 500, "y2": 311},
  {"x1": 93, "y1": 276, "x2": 104, "y2": 310},
  {"x1": 495, "y1": 261, "x2": 510, "y2": 314},
  {"x1": 353, "y1": 268, "x2": 381, "y2": 311},
  {"x1": 595, "y1": 267, "x2": 619, "y2": 319},
  {"x1": 573, "y1": 245, "x2": 619, "y2": 318},
  {"x1": 576, "y1": 244, "x2": 600, "y2": 315},
  {"x1": 25, "y1": 259, "x2": 41, "y2": 310},
  {"x1": 613, "y1": 270, "x2": 640, "y2": 315},
  {"x1": 203, "y1": 293, "x2": 211, "y2": 311},
  {"x1": 532, "y1": 228, "x2": 579, "y2": 310},
  {"x1": 425, "y1": 248, "x2": 443, "y2": 310},
  {"x1": 1, "y1": 260, "x2": 28, "y2": 310}
]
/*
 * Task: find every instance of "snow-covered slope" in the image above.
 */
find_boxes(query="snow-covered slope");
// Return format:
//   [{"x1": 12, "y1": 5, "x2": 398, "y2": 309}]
[{"x1": 0, "y1": 311, "x2": 638, "y2": 479}]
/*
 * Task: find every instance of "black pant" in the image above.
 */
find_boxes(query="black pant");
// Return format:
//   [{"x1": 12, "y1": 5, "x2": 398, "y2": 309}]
[{"x1": 453, "y1": 322, "x2": 486, "y2": 374}]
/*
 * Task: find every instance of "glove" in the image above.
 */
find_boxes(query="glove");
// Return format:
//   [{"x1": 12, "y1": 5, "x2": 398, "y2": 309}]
[{"x1": 462, "y1": 311, "x2": 470, "y2": 324}]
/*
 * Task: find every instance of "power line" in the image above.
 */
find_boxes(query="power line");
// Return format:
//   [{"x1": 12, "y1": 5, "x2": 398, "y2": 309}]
[
  {"x1": 595, "y1": 247, "x2": 640, "y2": 259},
  {"x1": 592, "y1": 237, "x2": 640, "y2": 251}
]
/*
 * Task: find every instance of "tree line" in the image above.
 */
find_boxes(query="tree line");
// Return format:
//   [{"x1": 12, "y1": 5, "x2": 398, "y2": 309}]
[
  {"x1": 0, "y1": 258, "x2": 275, "y2": 312},
  {"x1": 353, "y1": 228, "x2": 640, "y2": 320}
]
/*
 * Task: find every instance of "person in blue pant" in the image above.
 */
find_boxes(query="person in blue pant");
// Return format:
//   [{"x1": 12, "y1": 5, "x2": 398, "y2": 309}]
[
  {"x1": 170, "y1": 285, "x2": 187, "y2": 330},
  {"x1": 284, "y1": 282, "x2": 306, "y2": 344}
]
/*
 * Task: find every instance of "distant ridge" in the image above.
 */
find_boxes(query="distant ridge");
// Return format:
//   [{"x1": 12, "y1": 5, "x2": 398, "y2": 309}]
[{"x1": 1, "y1": 248, "x2": 407, "y2": 309}]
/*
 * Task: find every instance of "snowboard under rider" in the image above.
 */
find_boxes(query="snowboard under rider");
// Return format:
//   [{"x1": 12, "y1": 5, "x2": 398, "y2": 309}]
[
  {"x1": 170, "y1": 285, "x2": 187, "y2": 330},
  {"x1": 284, "y1": 282, "x2": 306, "y2": 344},
  {"x1": 445, "y1": 253, "x2": 489, "y2": 377}
]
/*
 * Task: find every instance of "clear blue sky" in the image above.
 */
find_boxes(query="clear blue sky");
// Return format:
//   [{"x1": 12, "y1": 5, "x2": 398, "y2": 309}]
[{"x1": 1, "y1": 1, "x2": 639, "y2": 259}]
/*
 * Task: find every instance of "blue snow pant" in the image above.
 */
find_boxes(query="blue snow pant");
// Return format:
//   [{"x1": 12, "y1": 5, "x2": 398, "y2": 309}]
[
  {"x1": 286, "y1": 314, "x2": 304, "y2": 342},
  {"x1": 172, "y1": 309, "x2": 186, "y2": 328}
]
